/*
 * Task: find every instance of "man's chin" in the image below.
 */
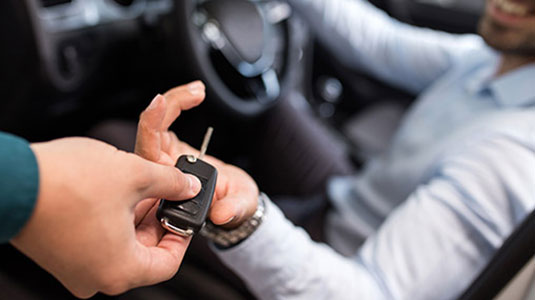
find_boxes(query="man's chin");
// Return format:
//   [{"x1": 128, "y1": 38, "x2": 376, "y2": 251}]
[{"x1": 478, "y1": 17, "x2": 535, "y2": 56}]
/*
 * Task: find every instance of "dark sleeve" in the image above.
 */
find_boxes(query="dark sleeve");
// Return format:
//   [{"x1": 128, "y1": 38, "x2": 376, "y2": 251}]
[{"x1": 0, "y1": 132, "x2": 39, "y2": 243}]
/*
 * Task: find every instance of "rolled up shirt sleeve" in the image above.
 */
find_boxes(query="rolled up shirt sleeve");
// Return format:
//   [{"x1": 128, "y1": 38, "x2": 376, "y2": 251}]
[
  {"x1": 0, "y1": 132, "x2": 39, "y2": 243},
  {"x1": 214, "y1": 132, "x2": 535, "y2": 299}
]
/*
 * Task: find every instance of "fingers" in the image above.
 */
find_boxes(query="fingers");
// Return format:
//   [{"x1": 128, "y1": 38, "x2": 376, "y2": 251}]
[
  {"x1": 136, "y1": 158, "x2": 202, "y2": 201},
  {"x1": 158, "y1": 131, "x2": 185, "y2": 165},
  {"x1": 136, "y1": 81, "x2": 205, "y2": 163},
  {"x1": 209, "y1": 166, "x2": 259, "y2": 228},
  {"x1": 135, "y1": 94, "x2": 167, "y2": 162},
  {"x1": 210, "y1": 193, "x2": 259, "y2": 228},
  {"x1": 162, "y1": 81, "x2": 205, "y2": 129},
  {"x1": 134, "y1": 233, "x2": 191, "y2": 287},
  {"x1": 136, "y1": 201, "x2": 165, "y2": 246},
  {"x1": 209, "y1": 195, "x2": 245, "y2": 226},
  {"x1": 134, "y1": 198, "x2": 159, "y2": 226},
  {"x1": 100, "y1": 232, "x2": 190, "y2": 295}
]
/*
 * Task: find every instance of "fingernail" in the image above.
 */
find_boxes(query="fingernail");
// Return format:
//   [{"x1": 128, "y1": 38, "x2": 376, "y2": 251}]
[
  {"x1": 187, "y1": 174, "x2": 202, "y2": 195},
  {"x1": 221, "y1": 216, "x2": 235, "y2": 225},
  {"x1": 188, "y1": 81, "x2": 205, "y2": 95},
  {"x1": 148, "y1": 94, "x2": 163, "y2": 110}
]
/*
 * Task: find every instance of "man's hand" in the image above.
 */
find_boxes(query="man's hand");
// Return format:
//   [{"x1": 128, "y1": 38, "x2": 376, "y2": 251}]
[
  {"x1": 10, "y1": 137, "x2": 201, "y2": 298},
  {"x1": 135, "y1": 81, "x2": 259, "y2": 229}
]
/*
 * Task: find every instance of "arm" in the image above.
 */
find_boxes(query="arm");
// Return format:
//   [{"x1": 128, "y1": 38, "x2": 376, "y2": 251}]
[
  {"x1": 0, "y1": 132, "x2": 38, "y2": 243},
  {"x1": 215, "y1": 198, "x2": 386, "y2": 299},
  {"x1": 288, "y1": 0, "x2": 484, "y2": 93},
  {"x1": 4, "y1": 90, "x2": 205, "y2": 298},
  {"x1": 214, "y1": 134, "x2": 535, "y2": 299},
  {"x1": 132, "y1": 83, "x2": 534, "y2": 299}
]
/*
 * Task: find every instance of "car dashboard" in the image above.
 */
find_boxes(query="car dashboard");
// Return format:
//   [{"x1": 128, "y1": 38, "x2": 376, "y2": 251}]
[{"x1": 27, "y1": 0, "x2": 173, "y2": 91}]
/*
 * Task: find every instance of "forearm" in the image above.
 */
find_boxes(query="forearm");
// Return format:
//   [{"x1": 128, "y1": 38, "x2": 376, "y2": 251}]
[
  {"x1": 0, "y1": 132, "x2": 39, "y2": 243},
  {"x1": 288, "y1": 0, "x2": 483, "y2": 93},
  {"x1": 213, "y1": 128, "x2": 535, "y2": 299},
  {"x1": 214, "y1": 199, "x2": 385, "y2": 299}
]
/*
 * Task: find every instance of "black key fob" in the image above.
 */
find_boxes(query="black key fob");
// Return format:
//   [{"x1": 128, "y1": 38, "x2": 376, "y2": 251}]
[{"x1": 156, "y1": 155, "x2": 218, "y2": 236}]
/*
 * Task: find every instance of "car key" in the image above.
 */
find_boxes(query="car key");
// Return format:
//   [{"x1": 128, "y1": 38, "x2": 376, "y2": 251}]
[{"x1": 156, "y1": 127, "x2": 218, "y2": 236}]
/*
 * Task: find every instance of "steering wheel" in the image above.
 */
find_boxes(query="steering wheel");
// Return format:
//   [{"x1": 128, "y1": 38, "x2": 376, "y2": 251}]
[{"x1": 173, "y1": 0, "x2": 298, "y2": 118}]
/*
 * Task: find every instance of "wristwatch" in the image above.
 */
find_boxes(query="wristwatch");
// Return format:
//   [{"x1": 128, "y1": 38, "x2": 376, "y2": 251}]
[{"x1": 201, "y1": 193, "x2": 267, "y2": 248}]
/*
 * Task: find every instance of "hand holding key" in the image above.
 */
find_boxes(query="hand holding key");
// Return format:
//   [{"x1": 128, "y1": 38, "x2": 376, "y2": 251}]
[
  {"x1": 11, "y1": 137, "x2": 201, "y2": 298},
  {"x1": 157, "y1": 128, "x2": 218, "y2": 236},
  {"x1": 136, "y1": 82, "x2": 259, "y2": 230}
]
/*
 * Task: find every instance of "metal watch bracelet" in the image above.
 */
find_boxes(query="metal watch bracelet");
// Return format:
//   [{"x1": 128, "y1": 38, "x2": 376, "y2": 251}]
[{"x1": 201, "y1": 193, "x2": 267, "y2": 249}]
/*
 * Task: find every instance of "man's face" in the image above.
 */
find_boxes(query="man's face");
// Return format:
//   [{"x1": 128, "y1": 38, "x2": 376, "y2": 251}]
[{"x1": 478, "y1": 0, "x2": 535, "y2": 56}]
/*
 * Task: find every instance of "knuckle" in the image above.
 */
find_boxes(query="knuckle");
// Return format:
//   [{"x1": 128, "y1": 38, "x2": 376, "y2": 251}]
[
  {"x1": 128, "y1": 157, "x2": 152, "y2": 187},
  {"x1": 133, "y1": 164, "x2": 150, "y2": 184}
]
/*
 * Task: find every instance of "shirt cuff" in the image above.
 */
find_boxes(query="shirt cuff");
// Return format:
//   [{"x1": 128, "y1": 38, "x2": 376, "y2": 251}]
[
  {"x1": 212, "y1": 195, "x2": 385, "y2": 299},
  {"x1": 211, "y1": 195, "x2": 286, "y2": 255},
  {"x1": 212, "y1": 196, "x2": 338, "y2": 298},
  {"x1": 0, "y1": 133, "x2": 39, "y2": 243},
  {"x1": 212, "y1": 197, "x2": 291, "y2": 295}
]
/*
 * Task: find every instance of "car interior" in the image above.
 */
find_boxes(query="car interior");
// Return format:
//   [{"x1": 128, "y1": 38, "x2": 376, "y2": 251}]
[{"x1": 0, "y1": 0, "x2": 533, "y2": 299}]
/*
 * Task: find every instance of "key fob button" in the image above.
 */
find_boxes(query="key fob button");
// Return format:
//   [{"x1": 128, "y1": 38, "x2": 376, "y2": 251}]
[
  {"x1": 177, "y1": 199, "x2": 201, "y2": 215},
  {"x1": 156, "y1": 155, "x2": 217, "y2": 236}
]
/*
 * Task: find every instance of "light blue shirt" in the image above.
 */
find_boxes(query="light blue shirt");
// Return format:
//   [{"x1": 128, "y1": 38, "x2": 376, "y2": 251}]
[{"x1": 214, "y1": 0, "x2": 535, "y2": 299}]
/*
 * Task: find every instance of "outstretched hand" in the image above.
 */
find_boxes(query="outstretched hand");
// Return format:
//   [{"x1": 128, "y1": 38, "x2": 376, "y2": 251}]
[
  {"x1": 135, "y1": 81, "x2": 259, "y2": 229},
  {"x1": 10, "y1": 80, "x2": 258, "y2": 299},
  {"x1": 11, "y1": 137, "x2": 201, "y2": 298}
]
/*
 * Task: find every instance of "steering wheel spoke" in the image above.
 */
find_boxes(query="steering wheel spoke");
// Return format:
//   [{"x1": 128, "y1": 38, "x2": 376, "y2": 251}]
[
  {"x1": 175, "y1": 0, "x2": 296, "y2": 117},
  {"x1": 258, "y1": 68, "x2": 280, "y2": 103}
]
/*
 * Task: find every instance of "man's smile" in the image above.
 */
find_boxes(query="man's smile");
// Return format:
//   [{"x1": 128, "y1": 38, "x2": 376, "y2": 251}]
[{"x1": 487, "y1": 0, "x2": 535, "y2": 27}]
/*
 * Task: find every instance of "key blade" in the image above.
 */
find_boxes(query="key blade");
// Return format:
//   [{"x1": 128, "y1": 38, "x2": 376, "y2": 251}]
[{"x1": 199, "y1": 127, "x2": 214, "y2": 160}]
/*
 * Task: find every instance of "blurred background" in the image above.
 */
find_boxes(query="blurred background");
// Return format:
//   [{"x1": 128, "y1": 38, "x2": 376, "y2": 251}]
[{"x1": 1, "y1": 0, "x2": 506, "y2": 299}]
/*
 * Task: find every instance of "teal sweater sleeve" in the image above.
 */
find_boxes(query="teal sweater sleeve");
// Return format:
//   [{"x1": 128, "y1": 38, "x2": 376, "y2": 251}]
[{"x1": 0, "y1": 132, "x2": 39, "y2": 243}]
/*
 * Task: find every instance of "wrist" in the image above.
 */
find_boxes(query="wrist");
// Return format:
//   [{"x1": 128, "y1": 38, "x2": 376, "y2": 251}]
[{"x1": 201, "y1": 193, "x2": 267, "y2": 249}]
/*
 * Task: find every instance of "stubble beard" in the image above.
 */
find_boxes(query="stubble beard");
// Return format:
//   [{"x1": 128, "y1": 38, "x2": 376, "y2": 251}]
[{"x1": 478, "y1": 15, "x2": 535, "y2": 56}]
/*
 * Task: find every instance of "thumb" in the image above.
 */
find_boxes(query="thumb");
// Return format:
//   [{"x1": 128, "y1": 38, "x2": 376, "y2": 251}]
[{"x1": 137, "y1": 159, "x2": 202, "y2": 201}]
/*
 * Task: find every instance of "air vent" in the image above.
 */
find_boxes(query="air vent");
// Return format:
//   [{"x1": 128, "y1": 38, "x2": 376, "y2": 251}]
[{"x1": 40, "y1": 0, "x2": 72, "y2": 8}]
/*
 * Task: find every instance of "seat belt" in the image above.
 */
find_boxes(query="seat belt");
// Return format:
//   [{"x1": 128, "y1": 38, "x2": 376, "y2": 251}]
[{"x1": 459, "y1": 209, "x2": 535, "y2": 300}]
